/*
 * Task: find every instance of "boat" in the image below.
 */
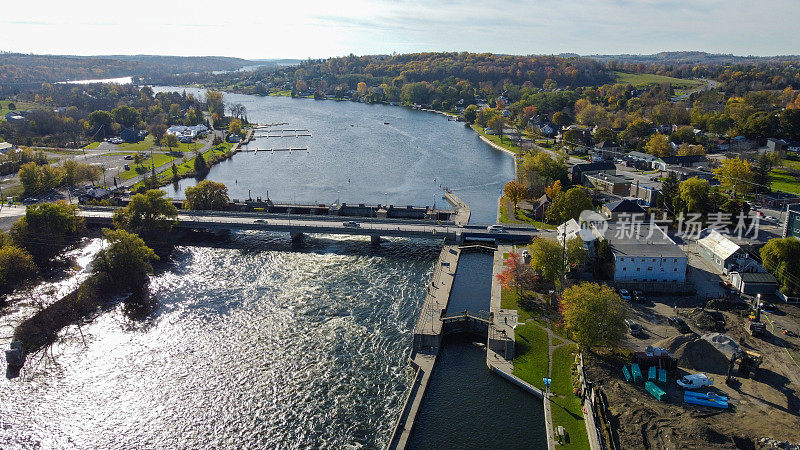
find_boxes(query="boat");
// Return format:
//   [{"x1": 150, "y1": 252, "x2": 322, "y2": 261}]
[
  {"x1": 384, "y1": 121, "x2": 390, "y2": 125},
  {"x1": 472, "y1": 341, "x2": 486, "y2": 349}
]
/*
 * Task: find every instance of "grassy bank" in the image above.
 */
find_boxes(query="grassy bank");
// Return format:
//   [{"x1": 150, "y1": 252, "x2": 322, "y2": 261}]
[
  {"x1": 549, "y1": 344, "x2": 588, "y2": 450},
  {"x1": 471, "y1": 125, "x2": 525, "y2": 154},
  {"x1": 498, "y1": 197, "x2": 556, "y2": 229},
  {"x1": 119, "y1": 153, "x2": 179, "y2": 180},
  {"x1": 132, "y1": 143, "x2": 234, "y2": 190},
  {"x1": 771, "y1": 169, "x2": 800, "y2": 194}
]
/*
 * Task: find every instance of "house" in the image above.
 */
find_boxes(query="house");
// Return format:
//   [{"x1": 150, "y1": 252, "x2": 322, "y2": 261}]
[
  {"x1": 696, "y1": 229, "x2": 764, "y2": 275},
  {"x1": 586, "y1": 173, "x2": 632, "y2": 196},
  {"x1": 557, "y1": 218, "x2": 602, "y2": 260},
  {"x1": 604, "y1": 223, "x2": 688, "y2": 286},
  {"x1": 787, "y1": 140, "x2": 800, "y2": 153},
  {"x1": 664, "y1": 165, "x2": 715, "y2": 182},
  {"x1": 226, "y1": 134, "x2": 241, "y2": 143},
  {"x1": 530, "y1": 194, "x2": 550, "y2": 220},
  {"x1": 539, "y1": 123, "x2": 557, "y2": 138},
  {"x1": 120, "y1": 127, "x2": 141, "y2": 143},
  {"x1": 601, "y1": 198, "x2": 646, "y2": 221},
  {"x1": 0, "y1": 142, "x2": 13, "y2": 154},
  {"x1": 766, "y1": 138, "x2": 788, "y2": 154},
  {"x1": 654, "y1": 155, "x2": 706, "y2": 171},
  {"x1": 569, "y1": 161, "x2": 616, "y2": 185},
  {"x1": 627, "y1": 151, "x2": 660, "y2": 169},
  {"x1": 4, "y1": 111, "x2": 26, "y2": 123},
  {"x1": 78, "y1": 188, "x2": 111, "y2": 204},
  {"x1": 729, "y1": 272, "x2": 779, "y2": 296},
  {"x1": 754, "y1": 192, "x2": 800, "y2": 208},
  {"x1": 783, "y1": 203, "x2": 800, "y2": 239},
  {"x1": 593, "y1": 141, "x2": 619, "y2": 161}
]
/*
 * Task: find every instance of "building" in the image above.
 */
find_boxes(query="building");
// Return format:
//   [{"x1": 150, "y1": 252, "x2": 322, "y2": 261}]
[
  {"x1": 120, "y1": 127, "x2": 140, "y2": 143},
  {"x1": 592, "y1": 141, "x2": 619, "y2": 161},
  {"x1": 586, "y1": 173, "x2": 631, "y2": 196},
  {"x1": 604, "y1": 223, "x2": 688, "y2": 285},
  {"x1": 529, "y1": 194, "x2": 551, "y2": 220},
  {"x1": 557, "y1": 218, "x2": 602, "y2": 260},
  {"x1": 754, "y1": 192, "x2": 800, "y2": 208},
  {"x1": 629, "y1": 180, "x2": 660, "y2": 206},
  {"x1": 0, "y1": 142, "x2": 13, "y2": 154},
  {"x1": 653, "y1": 155, "x2": 706, "y2": 171},
  {"x1": 783, "y1": 203, "x2": 800, "y2": 239},
  {"x1": 627, "y1": 151, "x2": 660, "y2": 169},
  {"x1": 766, "y1": 138, "x2": 788, "y2": 154},
  {"x1": 569, "y1": 161, "x2": 616, "y2": 185},
  {"x1": 696, "y1": 229, "x2": 763, "y2": 275},
  {"x1": 729, "y1": 272, "x2": 779, "y2": 296},
  {"x1": 663, "y1": 165, "x2": 715, "y2": 182},
  {"x1": 601, "y1": 198, "x2": 646, "y2": 221}
]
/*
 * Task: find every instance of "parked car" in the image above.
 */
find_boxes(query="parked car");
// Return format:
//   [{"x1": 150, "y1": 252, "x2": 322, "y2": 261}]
[
  {"x1": 633, "y1": 291, "x2": 644, "y2": 303},
  {"x1": 625, "y1": 319, "x2": 643, "y2": 337},
  {"x1": 668, "y1": 316, "x2": 691, "y2": 333},
  {"x1": 487, "y1": 224, "x2": 505, "y2": 233},
  {"x1": 22, "y1": 197, "x2": 38, "y2": 205},
  {"x1": 677, "y1": 373, "x2": 714, "y2": 389},
  {"x1": 618, "y1": 289, "x2": 632, "y2": 301},
  {"x1": 124, "y1": 155, "x2": 133, "y2": 160},
  {"x1": 343, "y1": 221, "x2": 360, "y2": 228},
  {"x1": 254, "y1": 219, "x2": 268, "y2": 224}
]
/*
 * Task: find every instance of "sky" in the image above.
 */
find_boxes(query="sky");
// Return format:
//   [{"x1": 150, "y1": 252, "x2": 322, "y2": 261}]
[{"x1": 3, "y1": 0, "x2": 799, "y2": 59}]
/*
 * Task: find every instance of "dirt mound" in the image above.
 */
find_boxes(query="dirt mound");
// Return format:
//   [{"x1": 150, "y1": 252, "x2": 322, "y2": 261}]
[
  {"x1": 688, "y1": 307, "x2": 726, "y2": 331},
  {"x1": 656, "y1": 334, "x2": 730, "y2": 374},
  {"x1": 702, "y1": 333, "x2": 739, "y2": 357}
]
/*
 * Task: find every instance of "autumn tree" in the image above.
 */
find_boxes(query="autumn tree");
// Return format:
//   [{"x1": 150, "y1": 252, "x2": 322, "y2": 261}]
[
  {"x1": 547, "y1": 187, "x2": 593, "y2": 223},
  {"x1": 644, "y1": 133, "x2": 673, "y2": 157},
  {"x1": 566, "y1": 237, "x2": 588, "y2": 268},
  {"x1": 0, "y1": 245, "x2": 36, "y2": 295},
  {"x1": 184, "y1": 180, "x2": 229, "y2": 211},
  {"x1": 560, "y1": 282, "x2": 628, "y2": 351},
  {"x1": 488, "y1": 115, "x2": 506, "y2": 141},
  {"x1": 677, "y1": 143, "x2": 705, "y2": 156},
  {"x1": 503, "y1": 180, "x2": 527, "y2": 212},
  {"x1": 713, "y1": 157, "x2": 754, "y2": 197},
  {"x1": 544, "y1": 180, "x2": 562, "y2": 199},
  {"x1": 496, "y1": 252, "x2": 538, "y2": 297},
  {"x1": 228, "y1": 118, "x2": 242, "y2": 136},
  {"x1": 679, "y1": 177, "x2": 710, "y2": 213}
]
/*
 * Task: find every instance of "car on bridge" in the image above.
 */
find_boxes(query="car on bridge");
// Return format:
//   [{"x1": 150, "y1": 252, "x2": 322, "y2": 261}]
[
  {"x1": 254, "y1": 219, "x2": 268, "y2": 224},
  {"x1": 487, "y1": 224, "x2": 505, "y2": 233},
  {"x1": 343, "y1": 221, "x2": 360, "y2": 228}
]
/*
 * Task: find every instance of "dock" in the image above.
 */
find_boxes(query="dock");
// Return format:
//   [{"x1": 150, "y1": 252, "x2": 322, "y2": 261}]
[{"x1": 387, "y1": 245, "x2": 460, "y2": 450}]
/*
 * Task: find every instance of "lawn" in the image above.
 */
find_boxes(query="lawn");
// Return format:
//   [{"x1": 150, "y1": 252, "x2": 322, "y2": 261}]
[
  {"x1": 614, "y1": 71, "x2": 702, "y2": 90},
  {"x1": 549, "y1": 344, "x2": 588, "y2": 449},
  {"x1": 117, "y1": 135, "x2": 155, "y2": 153},
  {"x1": 513, "y1": 323, "x2": 549, "y2": 390},
  {"x1": 83, "y1": 142, "x2": 101, "y2": 149},
  {"x1": 498, "y1": 198, "x2": 556, "y2": 229},
  {"x1": 133, "y1": 143, "x2": 233, "y2": 187},
  {"x1": 0, "y1": 100, "x2": 37, "y2": 117},
  {"x1": 118, "y1": 152, "x2": 179, "y2": 180},
  {"x1": 770, "y1": 169, "x2": 800, "y2": 194},
  {"x1": 471, "y1": 125, "x2": 525, "y2": 154}
]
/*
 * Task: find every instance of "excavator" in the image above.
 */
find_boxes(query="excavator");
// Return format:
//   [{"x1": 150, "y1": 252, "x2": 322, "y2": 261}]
[{"x1": 726, "y1": 349, "x2": 762, "y2": 384}]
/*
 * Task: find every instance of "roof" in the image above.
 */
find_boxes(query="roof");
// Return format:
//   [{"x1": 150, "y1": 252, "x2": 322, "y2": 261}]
[
  {"x1": 628, "y1": 151, "x2": 658, "y2": 161},
  {"x1": 0, "y1": 142, "x2": 12, "y2": 151},
  {"x1": 558, "y1": 218, "x2": 600, "y2": 243},
  {"x1": 533, "y1": 194, "x2": 550, "y2": 208},
  {"x1": 737, "y1": 272, "x2": 778, "y2": 284},
  {"x1": 587, "y1": 173, "x2": 631, "y2": 185},
  {"x1": 603, "y1": 223, "x2": 685, "y2": 258},
  {"x1": 595, "y1": 141, "x2": 618, "y2": 149},
  {"x1": 696, "y1": 229, "x2": 741, "y2": 261},
  {"x1": 571, "y1": 161, "x2": 615, "y2": 173},
  {"x1": 604, "y1": 199, "x2": 645, "y2": 213},
  {"x1": 659, "y1": 155, "x2": 706, "y2": 164}
]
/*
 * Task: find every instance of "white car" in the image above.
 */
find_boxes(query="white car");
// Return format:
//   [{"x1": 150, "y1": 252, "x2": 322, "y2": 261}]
[
  {"x1": 487, "y1": 224, "x2": 505, "y2": 233},
  {"x1": 343, "y1": 221, "x2": 360, "y2": 228},
  {"x1": 677, "y1": 373, "x2": 714, "y2": 389}
]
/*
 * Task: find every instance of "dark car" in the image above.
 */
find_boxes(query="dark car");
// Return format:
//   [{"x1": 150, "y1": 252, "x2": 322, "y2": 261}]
[
  {"x1": 668, "y1": 316, "x2": 691, "y2": 333},
  {"x1": 633, "y1": 291, "x2": 644, "y2": 303},
  {"x1": 22, "y1": 197, "x2": 38, "y2": 205}
]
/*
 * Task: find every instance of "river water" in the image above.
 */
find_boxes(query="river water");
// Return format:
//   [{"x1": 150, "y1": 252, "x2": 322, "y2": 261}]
[
  {"x1": 0, "y1": 91, "x2": 537, "y2": 449},
  {"x1": 154, "y1": 87, "x2": 514, "y2": 225}
]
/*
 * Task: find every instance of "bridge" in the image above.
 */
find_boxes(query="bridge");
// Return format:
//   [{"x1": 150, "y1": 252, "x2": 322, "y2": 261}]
[{"x1": 78, "y1": 207, "x2": 543, "y2": 244}]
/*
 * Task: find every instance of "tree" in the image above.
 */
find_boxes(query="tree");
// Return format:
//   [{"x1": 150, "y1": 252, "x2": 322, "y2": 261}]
[
  {"x1": 496, "y1": 252, "x2": 538, "y2": 297},
  {"x1": 10, "y1": 201, "x2": 85, "y2": 266},
  {"x1": 112, "y1": 189, "x2": 177, "y2": 238},
  {"x1": 193, "y1": 152, "x2": 207, "y2": 174},
  {"x1": 760, "y1": 238, "x2": 800, "y2": 296},
  {"x1": 206, "y1": 91, "x2": 225, "y2": 118},
  {"x1": 659, "y1": 172, "x2": 679, "y2": 212},
  {"x1": 644, "y1": 133, "x2": 673, "y2": 157},
  {"x1": 679, "y1": 177, "x2": 709, "y2": 213},
  {"x1": 560, "y1": 282, "x2": 628, "y2": 351},
  {"x1": 529, "y1": 237, "x2": 565, "y2": 285},
  {"x1": 562, "y1": 129, "x2": 583, "y2": 150},
  {"x1": 463, "y1": 104, "x2": 478, "y2": 124},
  {"x1": 17, "y1": 162, "x2": 63, "y2": 196},
  {"x1": 753, "y1": 154, "x2": 774, "y2": 194},
  {"x1": 0, "y1": 245, "x2": 36, "y2": 295},
  {"x1": 594, "y1": 127, "x2": 616, "y2": 144},
  {"x1": 552, "y1": 111, "x2": 571, "y2": 128},
  {"x1": 88, "y1": 110, "x2": 113, "y2": 134},
  {"x1": 149, "y1": 123, "x2": 167, "y2": 145},
  {"x1": 677, "y1": 143, "x2": 705, "y2": 156},
  {"x1": 713, "y1": 157, "x2": 754, "y2": 197},
  {"x1": 162, "y1": 133, "x2": 179, "y2": 152},
  {"x1": 111, "y1": 106, "x2": 141, "y2": 129},
  {"x1": 545, "y1": 180, "x2": 562, "y2": 199},
  {"x1": 184, "y1": 180, "x2": 229, "y2": 211},
  {"x1": 548, "y1": 187, "x2": 592, "y2": 223},
  {"x1": 92, "y1": 228, "x2": 158, "y2": 293},
  {"x1": 566, "y1": 237, "x2": 588, "y2": 268},
  {"x1": 7, "y1": 102, "x2": 15, "y2": 110},
  {"x1": 228, "y1": 118, "x2": 242, "y2": 136},
  {"x1": 487, "y1": 115, "x2": 506, "y2": 141},
  {"x1": 503, "y1": 180, "x2": 527, "y2": 212}
]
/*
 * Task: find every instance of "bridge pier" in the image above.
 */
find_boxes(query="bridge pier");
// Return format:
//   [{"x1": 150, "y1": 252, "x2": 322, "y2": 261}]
[
  {"x1": 370, "y1": 235, "x2": 381, "y2": 245},
  {"x1": 290, "y1": 231, "x2": 304, "y2": 243}
]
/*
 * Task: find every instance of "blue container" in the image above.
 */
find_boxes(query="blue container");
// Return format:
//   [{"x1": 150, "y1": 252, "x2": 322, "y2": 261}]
[{"x1": 631, "y1": 363, "x2": 643, "y2": 383}]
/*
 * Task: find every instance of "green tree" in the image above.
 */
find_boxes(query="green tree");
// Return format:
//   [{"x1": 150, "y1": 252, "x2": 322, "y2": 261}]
[
  {"x1": 487, "y1": 115, "x2": 506, "y2": 141},
  {"x1": 548, "y1": 187, "x2": 592, "y2": 223},
  {"x1": 713, "y1": 157, "x2": 754, "y2": 197},
  {"x1": 593, "y1": 127, "x2": 616, "y2": 144},
  {"x1": 760, "y1": 238, "x2": 800, "y2": 296},
  {"x1": 92, "y1": 228, "x2": 158, "y2": 292},
  {"x1": 0, "y1": 245, "x2": 37, "y2": 295},
  {"x1": 560, "y1": 282, "x2": 628, "y2": 351},
  {"x1": 88, "y1": 110, "x2": 113, "y2": 134},
  {"x1": 552, "y1": 111, "x2": 572, "y2": 128},
  {"x1": 206, "y1": 91, "x2": 225, "y2": 118},
  {"x1": 679, "y1": 177, "x2": 710, "y2": 214},
  {"x1": 163, "y1": 133, "x2": 179, "y2": 152},
  {"x1": 149, "y1": 123, "x2": 167, "y2": 145},
  {"x1": 503, "y1": 180, "x2": 527, "y2": 212},
  {"x1": 566, "y1": 237, "x2": 588, "y2": 268},
  {"x1": 112, "y1": 189, "x2": 177, "y2": 237},
  {"x1": 193, "y1": 152, "x2": 207, "y2": 174},
  {"x1": 10, "y1": 201, "x2": 85, "y2": 266},
  {"x1": 111, "y1": 105, "x2": 141, "y2": 129},
  {"x1": 184, "y1": 180, "x2": 229, "y2": 211},
  {"x1": 228, "y1": 118, "x2": 242, "y2": 136},
  {"x1": 529, "y1": 237, "x2": 565, "y2": 285},
  {"x1": 562, "y1": 129, "x2": 583, "y2": 150},
  {"x1": 463, "y1": 104, "x2": 478, "y2": 124},
  {"x1": 659, "y1": 172, "x2": 679, "y2": 212}
]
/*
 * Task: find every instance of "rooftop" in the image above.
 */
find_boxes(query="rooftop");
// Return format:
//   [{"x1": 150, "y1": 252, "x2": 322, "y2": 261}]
[
  {"x1": 696, "y1": 229, "x2": 740, "y2": 260},
  {"x1": 586, "y1": 173, "x2": 631, "y2": 185},
  {"x1": 737, "y1": 272, "x2": 778, "y2": 284},
  {"x1": 604, "y1": 198, "x2": 646, "y2": 213},
  {"x1": 603, "y1": 223, "x2": 685, "y2": 258}
]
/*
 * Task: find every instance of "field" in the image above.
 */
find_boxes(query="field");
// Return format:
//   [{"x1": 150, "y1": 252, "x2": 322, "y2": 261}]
[
  {"x1": 614, "y1": 72, "x2": 702, "y2": 90},
  {"x1": 471, "y1": 125, "x2": 525, "y2": 154},
  {"x1": 771, "y1": 169, "x2": 800, "y2": 194},
  {"x1": 498, "y1": 197, "x2": 556, "y2": 229},
  {"x1": 83, "y1": 142, "x2": 101, "y2": 149},
  {"x1": 117, "y1": 135, "x2": 155, "y2": 153},
  {"x1": 118, "y1": 152, "x2": 179, "y2": 180},
  {"x1": 0, "y1": 100, "x2": 37, "y2": 117}
]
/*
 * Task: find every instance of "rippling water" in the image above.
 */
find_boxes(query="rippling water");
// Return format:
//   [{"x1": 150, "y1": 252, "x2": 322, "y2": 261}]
[{"x1": 1, "y1": 233, "x2": 440, "y2": 449}]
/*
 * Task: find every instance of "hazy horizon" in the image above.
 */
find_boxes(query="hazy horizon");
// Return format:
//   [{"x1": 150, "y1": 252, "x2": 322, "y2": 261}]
[{"x1": 4, "y1": 0, "x2": 799, "y2": 59}]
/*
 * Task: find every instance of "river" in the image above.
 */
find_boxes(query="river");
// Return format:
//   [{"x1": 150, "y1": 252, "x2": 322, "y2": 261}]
[
  {"x1": 0, "y1": 90, "x2": 536, "y2": 449},
  {"x1": 154, "y1": 87, "x2": 514, "y2": 225}
]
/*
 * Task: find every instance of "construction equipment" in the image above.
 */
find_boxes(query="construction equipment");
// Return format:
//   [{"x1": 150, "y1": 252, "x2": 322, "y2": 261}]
[
  {"x1": 726, "y1": 349, "x2": 762, "y2": 384},
  {"x1": 748, "y1": 320, "x2": 767, "y2": 337}
]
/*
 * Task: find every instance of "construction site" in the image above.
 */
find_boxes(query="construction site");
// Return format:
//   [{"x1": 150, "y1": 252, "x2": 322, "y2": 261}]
[{"x1": 584, "y1": 293, "x2": 800, "y2": 449}]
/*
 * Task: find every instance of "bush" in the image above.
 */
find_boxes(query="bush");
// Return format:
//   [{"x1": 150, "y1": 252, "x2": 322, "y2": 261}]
[
  {"x1": 9, "y1": 201, "x2": 85, "y2": 266},
  {"x1": 0, "y1": 245, "x2": 37, "y2": 295}
]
